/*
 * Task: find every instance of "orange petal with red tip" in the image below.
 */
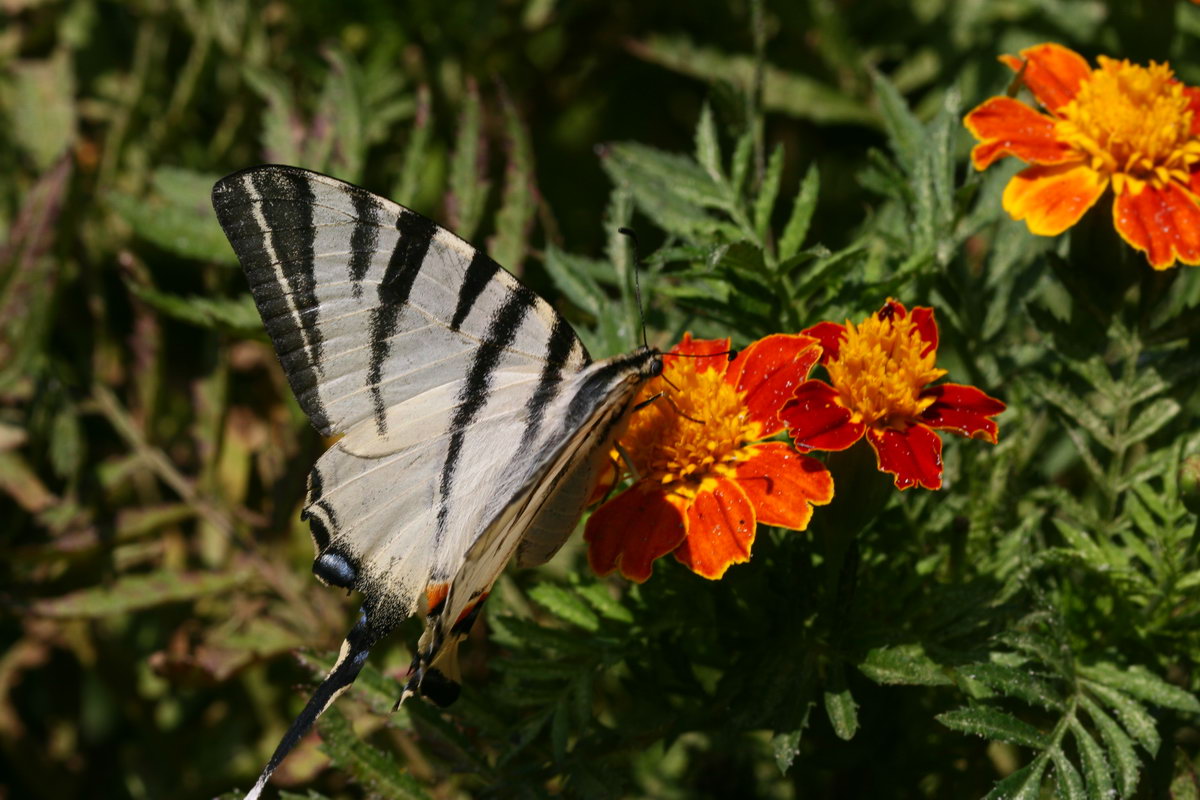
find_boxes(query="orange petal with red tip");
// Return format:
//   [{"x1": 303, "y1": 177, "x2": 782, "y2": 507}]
[
  {"x1": 724, "y1": 333, "x2": 822, "y2": 436},
  {"x1": 920, "y1": 383, "x2": 1006, "y2": 443},
  {"x1": 781, "y1": 380, "x2": 865, "y2": 451},
  {"x1": 800, "y1": 320, "x2": 847, "y2": 363},
  {"x1": 670, "y1": 332, "x2": 732, "y2": 375},
  {"x1": 673, "y1": 477, "x2": 756, "y2": 579},
  {"x1": 866, "y1": 424, "x2": 943, "y2": 491},
  {"x1": 585, "y1": 482, "x2": 689, "y2": 583},
  {"x1": 909, "y1": 305, "x2": 938, "y2": 357},
  {"x1": 1113, "y1": 182, "x2": 1200, "y2": 269},
  {"x1": 1003, "y1": 163, "x2": 1107, "y2": 236},
  {"x1": 999, "y1": 43, "x2": 1092, "y2": 112},
  {"x1": 733, "y1": 442, "x2": 833, "y2": 530},
  {"x1": 964, "y1": 97, "x2": 1075, "y2": 170}
]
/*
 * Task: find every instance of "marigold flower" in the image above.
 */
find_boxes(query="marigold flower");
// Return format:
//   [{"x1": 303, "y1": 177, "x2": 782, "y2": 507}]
[
  {"x1": 963, "y1": 42, "x2": 1200, "y2": 269},
  {"x1": 780, "y1": 300, "x2": 1005, "y2": 491},
  {"x1": 585, "y1": 333, "x2": 834, "y2": 582}
]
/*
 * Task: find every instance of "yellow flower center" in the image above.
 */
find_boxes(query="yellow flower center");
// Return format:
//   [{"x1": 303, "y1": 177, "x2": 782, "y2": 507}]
[
  {"x1": 619, "y1": 358, "x2": 758, "y2": 498},
  {"x1": 1055, "y1": 56, "x2": 1200, "y2": 194},
  {"x1": 826, "y1": 310, "x2": 946, "y2": 428}
]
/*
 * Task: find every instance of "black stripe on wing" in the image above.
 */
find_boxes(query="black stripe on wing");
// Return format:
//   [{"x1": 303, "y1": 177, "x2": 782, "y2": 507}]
[
  {"x1": 451, "y1": 250, "x2": 501, "y2": 331},
  {"x1": 436, "y1": 284, "x2": 538, "y2": 545},
  {"x1": 212, "y1": 169, "x2": 332, "y2": 434},
  {"x1": 347, "y1": 188, "x2": 381, "y2": 299},
  {"x1": 367, "y1": 210, "x2": 438, "y2": 435},
  {"x1": 517, "y1": 315, "x2": 579, "y2": 453}
]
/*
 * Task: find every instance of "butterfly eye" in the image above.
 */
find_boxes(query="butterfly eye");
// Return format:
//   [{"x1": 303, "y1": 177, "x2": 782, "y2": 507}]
[{"x1": 648, "y1": 356, "x2": 664, "y2": 377}]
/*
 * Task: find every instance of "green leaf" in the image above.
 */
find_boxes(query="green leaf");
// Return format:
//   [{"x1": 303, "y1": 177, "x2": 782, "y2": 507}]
[
  {"x1": 1050, "y1": 746, "x2": 1086, "y2": 800},
  {"x1": 447, "y1": 81, "x2": 488, "y2": 242},
  {"x1": 528, "y1": 583, "x2": 600, "y2": 632},
  {"x1": 961, "y1": 662, "x2": 1065, "y2": 711},
  {"x1": 1068, "y1": 718, "x2": 1115, "y2": 800},
  {"x1": 869, "y1": 69, "x2": 923, "y2": 174},
  {"x1": 984, "y1": 755, "x2": 1049, "y2": 800},
  {"x1": 937, "y1": 705, "x2": 1049, "y2": 749},
  {"x1": 542, "y1": 246, "x2": 608, "y2": 317},
  {"x1": 629, "y1": 34, "x2": 876, "y2": 126},
  {"x1": 859, "y1": 644, "x2": 951, "y2": 686},
  {"x1": 694, "y1": 102, "x2": 723, "y2": 184},
  {"x1": 772, "y1": 704, "x2": 812, "y2": 775},
  {"x1": 551, "y1": 696, "x2": 570, "y2": 762},
  {"x1": 8, "y1": 50, "x2": 76, "y2": 170},
  {"x1": 488, "y1": 91, "x2": 537, "y2": 272},
  {"x1": 126, "y1": 285, "x2": 263, "y2": 334},
  {"x1": 394, "y1": 84, "x2": 433, "y2": 206},
  {"x1": 730, "y1": 131, "x2": 753, "y2": 199},
  {"x1": 1080, "y1": 690, "x2": 1142, "y2": 796},
  {"x1": 1083, "y1": 681, "x2": 1161, "y2": 755},
  {"x1": 317, "y1": 707, "x2": 431, "y2": 799},
  {"x1": 573, "y1": 580, "x2": 633, "y2": 623},
  {"x1": 1078, "y1": 663, "x2": 1200, "y2": 714},
  {"x1": 1034, "y1": 381, "x2": 1115, "y2": 452},
  {"x1": 31, "y1": 568, "x2": 253, "y2": 617},
  {"x1": 754, "y1": 143, "x2": 784, "y2": 244},
  {"x1": 778, "y1": 164, "x2": 819, "y2": 261},
  {"x1": 823, "y1": 682, "x2": 858, "y2": 741},
  {"x1": 108, "y1": 182, "x2": 238, "y2": 265},
  {"x1": 1120, "y1": 398, "x2": 1180, "y2": 447}
]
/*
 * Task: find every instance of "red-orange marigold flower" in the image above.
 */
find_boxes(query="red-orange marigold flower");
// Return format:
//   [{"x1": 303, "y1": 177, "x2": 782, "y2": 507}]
[
  {"x1": 780, "y1": 300, "x2": 1005, "y2": 491},
  {"x1": 584, "y1": 333, "x2": 834, "y2": 582},
  {"x1": 964, "y1": 42, "x2": 1200, "y2": 269}
]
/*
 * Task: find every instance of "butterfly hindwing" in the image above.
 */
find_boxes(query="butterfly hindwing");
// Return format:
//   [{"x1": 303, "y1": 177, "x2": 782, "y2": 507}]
[{"x1": 213, "y1": 166, "x2": 662, "y2": 800}]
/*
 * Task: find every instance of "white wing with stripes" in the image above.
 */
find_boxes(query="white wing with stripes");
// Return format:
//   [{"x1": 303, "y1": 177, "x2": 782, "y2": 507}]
[{"x1": 211, "y1": 165, "x2": 662, "y2": 800}]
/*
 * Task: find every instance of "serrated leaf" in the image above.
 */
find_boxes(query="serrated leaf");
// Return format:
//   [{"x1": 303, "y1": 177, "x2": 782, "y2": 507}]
[
  {"x1": 1068, "y1": 718, "x2": 1114, "y2": 800},
  {"x1": 823, "y1": 684, "x2": 858, "y2": 741},
  {"x1": 127, "y1": 285, "x2": 263, "y2": 334},
  {"x1": 528, "y1": 583, "x2": 600, "y2": 632},
  {"x1": 1035, "y1": 382, "x2": 1116, "y2": 452},
  {"x1": 573, "y1": 580, "x2": 633, "y2": 623},
  {"x1": 778, "y1": 164, "x2": 819, "y2": 261},
  {"x1": 730, "y1": 131, "x2": 753, "y2": 198},
  {"x1": 869, "y1": 70, "x2": 923, "y2": 174},
  {"x1": 1084, "y1": 681, "x2": 1161, "y2": 755},
  {"x1": 1078, "y1": 663, "x2": 1200, "y2": 714},
  {"x1": 1050, "y1": 745, "x2": 1086, "y2": 800},
  {"x1": 1084, "y1": 690, "x2": 1137, "y2": 796},
  {"x1": 961, "y1": 663, "x2": 1064, "y2": 711},
  {"x1": 603, "y1": 142, "x2": 731, "y2": 214},
  {"x1": 754, "y1": 144, "x2": 784, "y2": 244},
  {"x1": 984, "y1": 755, "x2": 1049, "y2": 800},
  {"x1": 447, "y1": 82, "x2": 488, "y2": 242},
  {"x1": 771, "y1": 704, "x2": 811, "y2": 776},
  {"x1": 488, "y1": 91, "x2": 537, "y2": 272},
  {"x1": 31, "y1": 568, "x2": 252, "y2": 617},
  {"x1": 694, "y1": 102, "x2": 722, "y2": 183},
  {"x1": 937, "y1": 706, "x2": 1048, "y2": 749},
  {"x1": 859, "y1": 644, "x2": 951, "y2": 686},
  {"x1": 542, "y1": 246, "x2": 607, "y2": 318},
  {"x1": 394, "y1": 84, "x2": 433, "y2": 205},
  {"x1": 318, "y1": 707, "x2": 430, "y2": 799},
  {"x1": 1121, "y1": 398, "x2": 1180, "y2": 447},
  {"x1": 629, "y1": 35, "x2": 876, "y2": 125}
]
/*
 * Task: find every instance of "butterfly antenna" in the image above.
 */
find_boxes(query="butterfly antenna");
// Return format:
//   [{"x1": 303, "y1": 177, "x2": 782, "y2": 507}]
[
  {"x1": 243, "y1": 609, "x2": 379, "y2": 800},
  {"x1": 618, "y1": 227, "x2": 650, "y2": 349}
]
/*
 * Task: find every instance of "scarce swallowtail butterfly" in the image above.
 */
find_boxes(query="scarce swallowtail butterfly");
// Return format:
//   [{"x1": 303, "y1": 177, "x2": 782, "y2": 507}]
[{"x1": 211, "y1": 165, "x2": 663, "y2": 799}]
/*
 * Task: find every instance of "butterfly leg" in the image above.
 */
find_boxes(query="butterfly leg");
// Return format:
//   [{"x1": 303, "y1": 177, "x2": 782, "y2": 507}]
[{"x1": 396, "y1": 593, "x2": 490, "y2": 709}]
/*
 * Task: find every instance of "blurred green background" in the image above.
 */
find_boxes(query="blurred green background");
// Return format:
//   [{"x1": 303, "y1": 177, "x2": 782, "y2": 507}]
[{"x1": 4, "y1": 0, "x2": 1200, "y2": 798}]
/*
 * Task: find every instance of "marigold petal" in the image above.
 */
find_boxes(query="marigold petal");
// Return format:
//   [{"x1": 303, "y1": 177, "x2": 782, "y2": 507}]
[
  {"x1": 964, "y1": 96, "x2": 1075, "y2": 170},
  {"x1": 724, "y1": 333, "x2": 822, "y2": 436},
  {"x1": 780, "y1": 380, "x2": 866, "y2": 451},
  {"x1": 584, "y1": 482, "x2": 688, "y2": 583},
  {"x1": 909, "y1": 306, "x2": 938, "y2": 357},
  {"x1": 1112, "y1": 182, "x2": 1200, "y2": 269},
  {"x1": 1184, "y1": 86, "x2": 1200, "y2": 136},
  {"x1": 1000, "y1": 43, "x2": 1092, "y2": 112},
  {"x1": 673, "y1": 477, "x2": 756, "y2": 580},
  {"x1": 732, "y1": 442, "x2": 833, "y2": 530},
  {"x1": 919, "y1": 383, "x2": 1006, "y2": 444},
  {"x1": 586, "y1": 453, "x2": 619, "y2": 506},
  {"x1": 866, "y1": 424, "x2": 944, "y2": 491},
  {"x1": 800, "y1": 321, "x2": 847, "y2": 364},
  {"x1": 1003, "y1": 162, "x2": 1107, "y2": 236},
  {"x1": 670, "y1": 333, "x2": 732, "y2": 375}
]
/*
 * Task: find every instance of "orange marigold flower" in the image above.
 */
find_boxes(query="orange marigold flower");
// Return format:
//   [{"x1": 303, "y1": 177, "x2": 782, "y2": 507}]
[
  {"x1": 584, "y1": 333, "x2": 834, "y2": 582},
  {"x1": 963, "y1": 42, "x2": 1200, "y2": 269},
  {"x1": 780, "y1": 300, "x2": 1005, "y2": 491}
]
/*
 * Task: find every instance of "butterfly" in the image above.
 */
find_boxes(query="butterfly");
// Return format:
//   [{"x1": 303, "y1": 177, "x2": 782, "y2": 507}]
[{"x1": 211, "y1": 165, "x2": 663, "y2": 799}]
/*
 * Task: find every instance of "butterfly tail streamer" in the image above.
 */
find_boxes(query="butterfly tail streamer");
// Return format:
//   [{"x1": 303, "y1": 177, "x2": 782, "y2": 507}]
[{"x1": 243, "y1": 608, "x2": 379, "y2": 800}]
